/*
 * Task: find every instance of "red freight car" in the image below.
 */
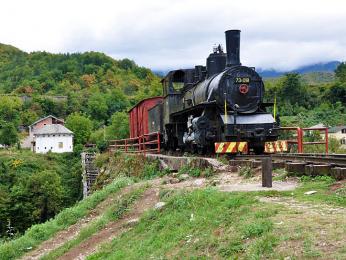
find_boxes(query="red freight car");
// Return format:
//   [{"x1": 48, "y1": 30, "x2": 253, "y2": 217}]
[{"x1": 128, "y1": 97, "x2": 163, "y2": 138}]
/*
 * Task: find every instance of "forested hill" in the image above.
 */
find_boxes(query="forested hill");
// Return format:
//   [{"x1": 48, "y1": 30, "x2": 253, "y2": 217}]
[
  {"x1": 0, "y1": 43, "x2": 162, "y2": 145},
  {"x1": 0, "y1": 43, "x2": 161, "y2": 99}
]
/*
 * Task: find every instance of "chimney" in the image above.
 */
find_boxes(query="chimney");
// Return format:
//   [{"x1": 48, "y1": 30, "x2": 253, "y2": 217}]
[{"x1": 225, "y1": 30, "x2": 241, "y2": 66}]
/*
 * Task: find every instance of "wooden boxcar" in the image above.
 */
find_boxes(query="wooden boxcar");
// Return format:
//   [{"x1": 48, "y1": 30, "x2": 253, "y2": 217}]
[{"x1": 128, "y1": 97, "x2": 163, "y2": 138}]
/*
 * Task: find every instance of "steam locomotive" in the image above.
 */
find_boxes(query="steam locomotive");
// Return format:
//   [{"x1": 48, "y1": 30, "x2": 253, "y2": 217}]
[{"x1": 145, "y1": 30, "x2": 280, "y2": 154}]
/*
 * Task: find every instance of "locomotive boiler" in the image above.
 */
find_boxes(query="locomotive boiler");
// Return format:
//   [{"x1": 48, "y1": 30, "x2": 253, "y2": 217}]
[{"x1": 145, "y1": 30, "x2": 280, "y2": 154}]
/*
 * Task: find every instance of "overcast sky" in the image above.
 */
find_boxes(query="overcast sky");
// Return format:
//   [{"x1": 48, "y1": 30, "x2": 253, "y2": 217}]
[{"x1": 1, "y1": 0, "x2": 346, "y2": 71}]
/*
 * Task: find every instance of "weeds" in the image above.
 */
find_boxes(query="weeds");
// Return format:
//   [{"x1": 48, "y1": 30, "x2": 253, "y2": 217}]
[
  {"x1": 241, "y1": 219, "x2": 273, "y2": 238},
  {"x1": 273, "y1": 168, "x2": 288, "y2": 181},
  {"x1": 216, "y1": 155, "x2": 229, "y2": 165},
  {"x1": 178, "y1": 164, "x2": 214, "y2": 178},
  {"x1": 239, "y1": 166, "x2": 255, "y2": 178}
]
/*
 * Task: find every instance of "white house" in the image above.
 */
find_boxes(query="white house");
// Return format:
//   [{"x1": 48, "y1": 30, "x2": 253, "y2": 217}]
[
  {"x1": 22, "y1": 115, "x2": 64, "y2": 148},
  {"x1": 32, "y1": 124, "x2": 74, "y2": 153}
]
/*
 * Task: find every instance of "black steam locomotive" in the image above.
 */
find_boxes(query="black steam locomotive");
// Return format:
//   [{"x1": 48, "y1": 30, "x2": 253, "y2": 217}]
[{"x1": 148, "y1": 30, "x2": 279, "y2": 154}]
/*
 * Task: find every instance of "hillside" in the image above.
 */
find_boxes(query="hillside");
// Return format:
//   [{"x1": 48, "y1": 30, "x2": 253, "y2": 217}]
[
  {"x1": 0, "y1": 43, "x2": 163, "y2": 145},
  {"x1": 0, "y1": 43, "x2": 161, "y2": 99},
  {"x1": 0, "y1": 153, "x2": 344, "y2": 259}
]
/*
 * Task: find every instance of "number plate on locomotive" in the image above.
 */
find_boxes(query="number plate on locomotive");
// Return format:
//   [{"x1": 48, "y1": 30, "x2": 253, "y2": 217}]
[{"x1": 235, "y1": 77, "x2": 250, "y2": 83}]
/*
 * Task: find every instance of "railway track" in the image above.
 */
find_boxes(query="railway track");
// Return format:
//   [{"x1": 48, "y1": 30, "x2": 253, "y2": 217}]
[
  {"x1": 145, "y1": 152, "x2": 346, "y2": 180},
  {"x1": 160, "y1": 151, "x2": 346, "y2": 167},
  {"x1": 270, "y1": 153, "x2": 346, "y2": 167},
  {"x1": 230, "y1": 153, "x2": 346, "y2": 166}
]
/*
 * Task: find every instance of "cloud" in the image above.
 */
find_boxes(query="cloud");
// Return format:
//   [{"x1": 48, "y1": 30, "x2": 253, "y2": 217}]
[{"x1": 1, "y1": 0, "x2": 346, "y2": 70}]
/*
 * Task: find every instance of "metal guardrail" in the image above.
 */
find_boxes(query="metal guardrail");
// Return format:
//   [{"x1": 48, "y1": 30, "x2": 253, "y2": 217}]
[
  {"x1": 109, "y1": 132, "x2": 161, "y2": 154},
  {"x1": 279, "y1": 127, "x2": 328, "y2": 154}
]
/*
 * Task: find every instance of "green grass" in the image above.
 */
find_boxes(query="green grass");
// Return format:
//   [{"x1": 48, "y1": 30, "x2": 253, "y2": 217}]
[
  {"x1": 291, "y1": 176, "x2": 346, "y2": 206},
  {"x1": 272, "y1": 168, "x2": 288, "y2": 181},
  {"x1": 87, "y1": 189, "x2": 279, "y2": 259},
  {"x1": 253, "y1": 175, "x2": 346, "y2": 207},
  {"x1": 0, "y1": 177, "x2": 132, "y2": 260},
  {"x1": 41, "y1": 185, "x2": 146, "y2": 260},
  {"x1": 86, "y1": 176, "x2": 345, "y2": 259}
]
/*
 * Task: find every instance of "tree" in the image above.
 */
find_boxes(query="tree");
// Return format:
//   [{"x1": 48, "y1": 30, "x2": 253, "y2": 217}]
[
  {"x1": 20, "y1": 110, "x2": 39, "y2": 126},
  {"x1": 0, "y1": 123, "x2": 18, "y2": 146},
  {"x1": 105, "y1": 89, "x2": 129, "y2": 116},
  {"x1": 335, "y1": 62, "x2": 346, "y2": 82},
  {"x1": 0, "y1": 96, "x2": 22, "y2": 125},
  {"x1": 279, "y1": 73, "x2": 310, "y2": 107},
  {"x1": 10, "y1": 170, "x2": 63, "y2": 231},
  {"x1": 87, "y1": 93, "x2": 108, "y2": 121},
  {"x1": 106, "y1": 112, "x2": 129, "y2": 140},
  {"x1": 118, "y1": 58, "x2": 136, "y2": 70},
  {"x1": 325, "y1": 82, "x2": 346, "y2": 106},
  {"x1": 65, "y1": 113, "x2": 93, "y2": 145}
]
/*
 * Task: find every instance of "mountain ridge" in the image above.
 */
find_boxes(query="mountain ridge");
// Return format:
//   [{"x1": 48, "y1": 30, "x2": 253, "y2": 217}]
[
  {"x1": 153, "y1": 61, "x2": 341, "y2": 78},
  {"x1": 257, "y1": 61, "x2": 340, "y2": 78}
]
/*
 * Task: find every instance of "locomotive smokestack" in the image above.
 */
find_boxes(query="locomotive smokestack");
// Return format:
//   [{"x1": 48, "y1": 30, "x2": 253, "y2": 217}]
[{"x1": 225, "y1": 29, "x2": 241, "y2": 66}]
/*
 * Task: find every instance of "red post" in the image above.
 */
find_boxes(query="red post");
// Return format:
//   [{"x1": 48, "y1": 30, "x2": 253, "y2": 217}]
[
  {"x1": 157, "y1": 132, "x2": 160, "y2": 153},
  {"x1": 325, "y1": 128, "x2": 328, "y2": 154},
  {"x1": 142, "y1": 135, "x2": 146, "y2": 155},
  {"x1": 297, "y1": 127, "x2": 303, "y2": 153}
]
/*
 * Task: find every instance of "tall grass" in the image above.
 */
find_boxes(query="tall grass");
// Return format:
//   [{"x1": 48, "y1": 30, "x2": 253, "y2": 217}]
[{"x1": 0, "y1": 177, "x2": 132, "y2": 260}]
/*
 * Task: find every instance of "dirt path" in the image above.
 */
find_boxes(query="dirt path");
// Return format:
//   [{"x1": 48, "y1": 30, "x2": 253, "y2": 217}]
[
  {"x1": 58, "y1": 188, "x2": 160, "y2": 260},
  {"x1": 21, "y1": 185, "x2": 134, "y2": 260}
]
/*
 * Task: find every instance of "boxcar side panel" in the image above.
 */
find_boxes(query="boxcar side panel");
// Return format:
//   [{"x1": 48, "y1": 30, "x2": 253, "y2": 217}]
[{"x1": 129, "y1": 97, "x2": 163, "y2": 138}]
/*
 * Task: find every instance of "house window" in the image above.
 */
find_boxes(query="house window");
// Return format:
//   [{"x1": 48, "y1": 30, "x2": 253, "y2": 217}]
[
  {"x1": 342, "y1": 129, "x2": 346, "y2": 134},
  {"x1": 59, "y1": 142, "x2": 63, "y2": 148},
  {"x1": 45, "y1": 147, "x2": 47, "y2": 149},
  {"x1": 341, "y1": 138, "x2": 346, "y2": 145}
]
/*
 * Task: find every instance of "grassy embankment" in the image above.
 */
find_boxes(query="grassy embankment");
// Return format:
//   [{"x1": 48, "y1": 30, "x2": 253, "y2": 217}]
[
  {"x1": 41, "y1": 185, "x2": 147, "y2": 259},
  {"x1": 88, "y1": 179, "x2": 345, "y2": 259}
]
